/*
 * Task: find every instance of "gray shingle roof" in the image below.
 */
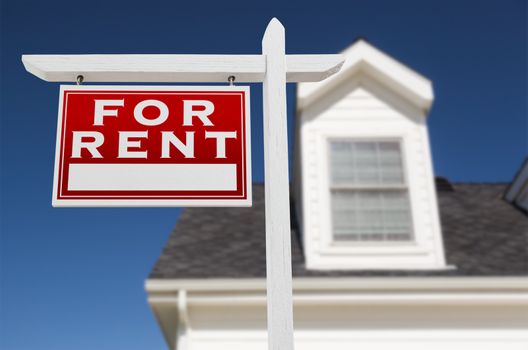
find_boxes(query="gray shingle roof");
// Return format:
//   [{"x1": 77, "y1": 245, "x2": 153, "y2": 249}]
[{"x1": 149, "y1": 182, "x2": 528, "y2": 279}]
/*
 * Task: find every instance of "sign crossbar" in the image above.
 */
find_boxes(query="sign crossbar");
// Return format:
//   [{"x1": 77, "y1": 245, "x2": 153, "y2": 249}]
[{"x1": 22, "y1": 54, "x2": 343, "y2": 83}]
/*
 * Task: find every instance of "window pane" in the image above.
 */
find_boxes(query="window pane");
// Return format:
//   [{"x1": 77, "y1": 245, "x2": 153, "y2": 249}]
[
  {"x1": 330, "y1": 141, "x2": 404, "y2": 186},
  {"x1": 331, "y1": 190, "x2": 413, "y2": 242},
  {"x1": 379, "y1": 142, "x2": 404, "y2": 184},
  {"x1": 329, "y1": 140, "x2": 412, "y2": 242}
]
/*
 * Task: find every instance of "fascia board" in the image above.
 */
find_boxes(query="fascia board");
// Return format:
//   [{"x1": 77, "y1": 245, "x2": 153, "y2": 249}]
[
  {"x1": 146, "y1": 278, "x2": 528, "y2": 309},
  {"x1": 146, "y1": 277, "x2": 528, "y2": 293}
]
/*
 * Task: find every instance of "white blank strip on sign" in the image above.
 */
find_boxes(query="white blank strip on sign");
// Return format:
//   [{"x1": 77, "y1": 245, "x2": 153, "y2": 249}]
[{"x1": 68, "y1": 164, "x2": 237, "y2": 191}]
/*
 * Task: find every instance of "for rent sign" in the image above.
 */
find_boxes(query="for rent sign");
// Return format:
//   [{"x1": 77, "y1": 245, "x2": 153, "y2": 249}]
[{"x1": 53, "y1": 85, "x2": 251, "y2": 206}]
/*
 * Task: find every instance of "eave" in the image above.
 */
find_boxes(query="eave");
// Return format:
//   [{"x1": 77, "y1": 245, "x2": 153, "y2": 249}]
[
  {"x1": 146, "y1": 276, "x2": 528, "y2": 294},
  {"x1": 146, "y1": 276, "x2": 528, "y2": 349}
]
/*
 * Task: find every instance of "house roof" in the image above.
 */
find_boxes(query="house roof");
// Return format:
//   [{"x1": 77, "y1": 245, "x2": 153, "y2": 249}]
[
  {"x1": 296, "y1": 39, "x2": 434, "y2": 113},
  {"x1": 149, "y1": 181, "x2": 528, "y2": 279}
]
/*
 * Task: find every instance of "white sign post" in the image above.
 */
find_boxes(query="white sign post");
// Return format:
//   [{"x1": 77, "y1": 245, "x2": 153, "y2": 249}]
[
  {"x1": 262, "y1": 19, "x2": 294, "y2": 349},
  {"x1": 22, "y1": 18, "x2": 344, "y2": 350}
]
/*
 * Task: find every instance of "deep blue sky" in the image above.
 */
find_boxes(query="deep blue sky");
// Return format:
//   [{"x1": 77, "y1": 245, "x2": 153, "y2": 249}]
[{"x1": 1, "y1": 0, "x2": 526, "y2": 349}]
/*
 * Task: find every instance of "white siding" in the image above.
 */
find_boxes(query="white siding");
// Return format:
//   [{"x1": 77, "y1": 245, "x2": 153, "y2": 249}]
[{"x1": 184, "y1": 300, "x2": 528, "y2": 350}]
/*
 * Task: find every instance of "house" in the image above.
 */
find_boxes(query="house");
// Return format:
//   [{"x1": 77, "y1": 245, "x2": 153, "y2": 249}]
[{"x1": 145, "y1": 40, "x2": 528, "y2": 350}]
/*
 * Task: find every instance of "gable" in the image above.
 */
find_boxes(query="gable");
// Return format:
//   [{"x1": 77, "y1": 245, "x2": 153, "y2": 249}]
[
  {"x1": 302, "y1": 79, "x2": 425, "y2": 127},
  {"x1": 297, "y1": 40, "x2": 433, "y2": 114}
]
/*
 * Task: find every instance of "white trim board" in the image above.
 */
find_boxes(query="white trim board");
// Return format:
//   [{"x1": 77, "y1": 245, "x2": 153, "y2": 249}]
[{"x1": 145, "y1": 277, "x2": 528, "y2": 293}]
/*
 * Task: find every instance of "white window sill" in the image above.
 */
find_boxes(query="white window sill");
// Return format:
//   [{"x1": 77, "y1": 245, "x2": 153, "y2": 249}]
[{"x1": 305, "y1": 263, "x2": 457, "y2": 271}]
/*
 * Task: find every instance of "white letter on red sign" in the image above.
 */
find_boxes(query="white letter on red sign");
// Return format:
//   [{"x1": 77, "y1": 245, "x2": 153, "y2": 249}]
[
  {"x1": 183, "y1": 100, "x2": 214, "y2": 126},
  {"x1": 161, "y1": 131, "x2": 195, "y2": 158},
  {"x1": 134, "y1": 100, "x2": 169, "y2": 126},
  {"x1": 205, "y1": 131, "x2": 237, "y2": 158},
  {"x1": 93, "y1": 100, "x2": 124, "y2": 126},
  {"x1": 118, "y1": 131, "x2": 148, "y2": 158},
  {"x1": 71, "y1": 132, "x2": 104, "y2": 158}
]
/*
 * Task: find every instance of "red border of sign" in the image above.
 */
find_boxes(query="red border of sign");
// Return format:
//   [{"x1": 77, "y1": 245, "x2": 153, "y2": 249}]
[{"x1": 52, "y1": 85, "x2": 252, "y2": 207}]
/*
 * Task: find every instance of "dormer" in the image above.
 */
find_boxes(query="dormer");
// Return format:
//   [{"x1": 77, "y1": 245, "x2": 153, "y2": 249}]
[
  {"x1": 293, "y1": 40, "x2": 447, "y2": 270},
  {"x1": 505, "y1": 159, "x2": 528, "y2": 212}
]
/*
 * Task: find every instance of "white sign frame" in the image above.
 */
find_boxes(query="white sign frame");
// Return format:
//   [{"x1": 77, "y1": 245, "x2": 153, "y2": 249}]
[{"x1": 52, "y1": 85, "x2": 252, "y2": 207}]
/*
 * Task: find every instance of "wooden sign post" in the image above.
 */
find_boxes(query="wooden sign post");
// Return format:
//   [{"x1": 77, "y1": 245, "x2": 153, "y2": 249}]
[
  {"x1": 22, "y1": 18, "x2": 344, "y2": 350},
  {"x1": 262, "y1": 19, "x2": 295, "y2": 350}
]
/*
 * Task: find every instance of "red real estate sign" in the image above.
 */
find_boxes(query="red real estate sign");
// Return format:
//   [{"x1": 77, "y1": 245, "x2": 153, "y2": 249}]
[{"x1": 53, "y1": 85, "x2": 251, "y2": 207}]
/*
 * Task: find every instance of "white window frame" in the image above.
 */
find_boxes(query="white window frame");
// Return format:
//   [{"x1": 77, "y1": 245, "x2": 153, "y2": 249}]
[
  {"x1": 326, "y1": 137, "x2": 415, "y2": 245},
  {"x1": 314, "y1": 127, "x2": 432, "y2": 258}
]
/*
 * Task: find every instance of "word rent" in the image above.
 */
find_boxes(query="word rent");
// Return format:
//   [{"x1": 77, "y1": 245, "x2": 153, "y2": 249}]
[{"x1": 73, "y1": 99, "x2": 237, "y2": 159}]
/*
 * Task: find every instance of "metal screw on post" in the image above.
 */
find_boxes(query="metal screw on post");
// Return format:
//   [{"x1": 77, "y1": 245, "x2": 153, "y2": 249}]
[
  {"x1": 228, "y1": 75, "x2": 235, "y2": 86},
  {"x1": 76, "y1": 75, "x2": 84, "y2": 85}
]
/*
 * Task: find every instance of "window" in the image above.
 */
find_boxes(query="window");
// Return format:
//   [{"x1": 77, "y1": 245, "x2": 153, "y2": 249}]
[{"x1": 329, "y1": 140, "x2": 413, "y2": 242}]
